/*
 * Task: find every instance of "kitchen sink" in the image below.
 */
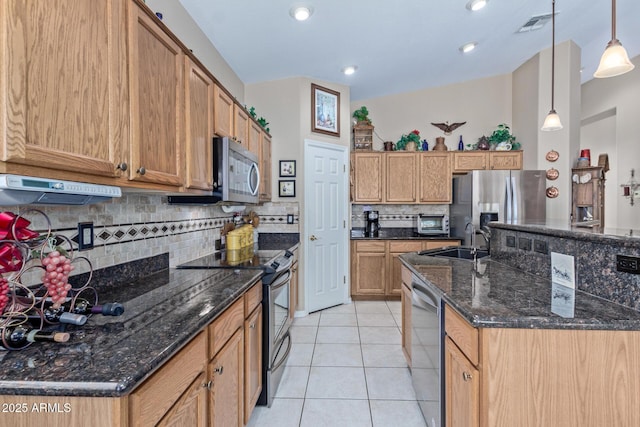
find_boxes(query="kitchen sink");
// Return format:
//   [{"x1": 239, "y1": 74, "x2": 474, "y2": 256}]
[{"x1": 419, "y1": 246, "x2": 490, "y2": 260}]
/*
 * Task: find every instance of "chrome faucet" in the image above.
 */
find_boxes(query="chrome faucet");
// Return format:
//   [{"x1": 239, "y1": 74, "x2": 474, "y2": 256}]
[
  {"x1": 478, "y1": 227, "x2": 491, "y2": 253},
  {"x1": 465, "y1": 222, "x2": 477, "y2": 258}
]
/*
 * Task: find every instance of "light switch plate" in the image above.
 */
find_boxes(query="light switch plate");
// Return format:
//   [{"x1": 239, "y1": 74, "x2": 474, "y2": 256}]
[{"x1": 78, "y1": 222, "x2": 94, "y2": 250}]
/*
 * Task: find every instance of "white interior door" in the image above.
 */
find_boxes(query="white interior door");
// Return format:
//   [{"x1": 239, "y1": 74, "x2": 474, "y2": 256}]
[{"x1": 304, "y1": 140, "x2": 349, "y2": 313}]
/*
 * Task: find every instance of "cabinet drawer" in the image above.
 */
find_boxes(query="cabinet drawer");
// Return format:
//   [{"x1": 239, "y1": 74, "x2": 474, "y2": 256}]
[
  {"x1": 244, "y1": 281, "x2": 263, "y2": 317},
  {"x1": 389, "y1": 241, "x2": 423, "y2": 253},
  {"x1": 423, "y1": 240, "x2": 460, "y2": 250},
  {"x1": 130, "y1": 331, "x2": 206, "y2": 427},
  {"x1": 445, "y1": 305, "x2": 479, "y2": 366},
  {"x1": 209, "y1": 297, "x2": 244, "y2": 358},
  {"x1": 355, "y1": 241, "x2": 386, "y2": 252}
]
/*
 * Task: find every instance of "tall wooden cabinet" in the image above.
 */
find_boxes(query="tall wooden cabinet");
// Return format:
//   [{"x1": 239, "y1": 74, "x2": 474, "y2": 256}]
[
  {"x1": 128, "y1": 3, "x2": 184, "y2": 187},
  {"x1": 184, "y1": 58, "x2": 214, "y2": 192},
  {"x1": 0, "y1": 0, "x2": 128, "y2": 178}
]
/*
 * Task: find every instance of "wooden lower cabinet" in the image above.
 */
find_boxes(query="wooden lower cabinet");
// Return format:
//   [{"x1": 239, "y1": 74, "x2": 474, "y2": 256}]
[
  {"x1": 444, "y1": 304, "x2": 640, "y2": 427},
  {"x1": 400, "y1": 279, "x2": 412, "y2": 366},
  {"x1": 352, "y1": 239, "x2": 458, "y2": 298},
  {"x1": 209, "y1": 328, "x2": 244, "y2": 427},
  {"x1": 244, "y1": 304, "x2": 262, "y2": 425}
]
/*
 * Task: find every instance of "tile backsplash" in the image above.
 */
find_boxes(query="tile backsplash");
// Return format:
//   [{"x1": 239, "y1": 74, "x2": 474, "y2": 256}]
[
  {"x1": 351, "y1": 204, "x2": 449, "y2": 229},
  {"x1": 4, "y1": 196, "x2": 300, "y2": 282}
]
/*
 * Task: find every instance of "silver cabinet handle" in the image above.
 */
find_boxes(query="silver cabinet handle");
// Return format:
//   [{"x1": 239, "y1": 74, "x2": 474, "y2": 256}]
[
  {"x1": 214, "y1": 366, "x2": 224, "y2": 375},
  {"x1": 116, "y1": 162, "x2": 128, "y2": 171},
  {"x1": 462, "y1": 371, "x2": 473, "y2": 382},
  {"x1": 202, "y1": 380, "x2": 212, "y2": 390},
  {"x1": 137, "y1": 166, "x2": 146, "y2": 175}
]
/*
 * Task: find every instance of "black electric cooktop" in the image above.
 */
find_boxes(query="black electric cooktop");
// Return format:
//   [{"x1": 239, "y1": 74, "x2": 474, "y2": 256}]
[{"x1": 176, "y1": 250, "x2": 282, "y2": 270}]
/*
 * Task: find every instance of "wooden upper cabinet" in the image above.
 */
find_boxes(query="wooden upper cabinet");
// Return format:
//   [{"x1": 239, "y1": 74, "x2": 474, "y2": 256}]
[
  {"x1": 385, "y1": 153, "x2": 417, "y2": 203},
  {"x1": 248, "y1": 121, "x2": 262, "y2": 160},
  {"x1": 233, "y1": 105, "x2": 249, "y2": 146},
  {"x1": 419, "y1": 152, "x2": 452, "y2": 203},
  {"x1": 259, "y1": 133, "x2": 272, "y2": 201},
  {"x1": 453, "y1": 152, "x2": 488, "y2": 172},
  {"x1": 352, "y1": 153, "x2": 384, "y2": 203},
  {"x1": 184, "y1": 58, "x2": 213, "y2": 192},
  {"x1": 128, "y1": 3, "x2": 184, "y2": 187},
  {"x1": 214, "y1": 85, "x2": 233, "y2": 138},
  {"x1": 489, "y1": 151, "x2": 522, "y2": 170},
  {"x1": 0, "y1": 0, "x2": 128, "y2": 177}
]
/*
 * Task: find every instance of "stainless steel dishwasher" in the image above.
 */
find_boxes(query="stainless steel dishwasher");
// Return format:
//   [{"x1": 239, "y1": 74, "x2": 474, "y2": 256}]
[{"x1": 411, "y1": 273, "x2": 443, "y2": 427}]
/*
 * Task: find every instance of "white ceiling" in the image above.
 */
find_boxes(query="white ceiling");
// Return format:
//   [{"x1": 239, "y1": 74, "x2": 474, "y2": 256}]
[{"x1": 179, "y1": 0, "x2": 640, "y2": 101}]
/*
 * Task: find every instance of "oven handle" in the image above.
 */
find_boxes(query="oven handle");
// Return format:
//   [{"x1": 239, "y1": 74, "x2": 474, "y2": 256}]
[
  {"x1": 269, "y1": 270, "x2": 291, "y2": 291},
  {"x1": 271, "y1": 331, "x2": 292, "y2": 372}
]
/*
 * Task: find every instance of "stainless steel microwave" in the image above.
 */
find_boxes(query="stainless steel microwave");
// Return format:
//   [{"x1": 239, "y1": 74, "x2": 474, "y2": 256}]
[
  {"x1": 168, "y1": 136, "x2": 260, "y2": 205},
  {"x1": 416, "y1": 214, "x2": 449, "y2": 235}
]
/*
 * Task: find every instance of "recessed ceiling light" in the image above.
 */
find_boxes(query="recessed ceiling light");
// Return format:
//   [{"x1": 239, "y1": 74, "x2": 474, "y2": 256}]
[
  {"x1": 342, "y1": 65, "x2": 358, "y2": 75},
  {"x1": 290, "y1": 6, "x2": 313, "y2": 21},
  {"x1": 459, "y1": 42, "x2": 478, "y2": 53},
  {"x1": 466, "y1": 0, "x2": 488, "y2": 11}
]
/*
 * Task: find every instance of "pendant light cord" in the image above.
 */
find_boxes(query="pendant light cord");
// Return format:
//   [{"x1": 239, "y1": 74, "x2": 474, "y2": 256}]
[
  {"x1": 551, "y1": 0, "x2": 556, "y2": 111},
  {"x1": 611, "y1": 0, "x2": 616, "y2": 41}
]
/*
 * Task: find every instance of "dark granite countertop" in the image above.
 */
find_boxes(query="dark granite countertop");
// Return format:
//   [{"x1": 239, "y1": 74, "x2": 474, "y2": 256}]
[
  {"x1": 351, "y1": 227, "x2": 460, "y2": 241},
  {"x1": 400, "y1": 251, "x2": 640, "y2": 331},
  {"x1": 0, "y1": 235, "x2": 299, "y2": 397}
]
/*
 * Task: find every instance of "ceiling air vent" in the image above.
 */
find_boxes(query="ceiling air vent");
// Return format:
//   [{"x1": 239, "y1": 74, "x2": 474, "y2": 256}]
[{"x1": 517, "y1": 13, "x2": 554, "y2": 33}]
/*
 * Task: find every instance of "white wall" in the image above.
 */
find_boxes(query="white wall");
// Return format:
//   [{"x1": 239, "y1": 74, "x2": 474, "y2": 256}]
[
  {"x1": 581, "y1": 54, "x2": 640, "y2": 231},
  {"x1": 351, "y1": 74, "x2": 513, "y2": 152}
]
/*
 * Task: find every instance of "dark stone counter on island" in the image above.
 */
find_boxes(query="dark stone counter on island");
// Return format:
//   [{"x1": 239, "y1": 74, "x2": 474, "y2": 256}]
[{"x1": 400, "y1": 252, "x2": 640, "y2": 331}]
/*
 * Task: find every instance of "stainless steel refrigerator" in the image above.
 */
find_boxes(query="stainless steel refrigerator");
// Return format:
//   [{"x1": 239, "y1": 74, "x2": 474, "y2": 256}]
[{"x1": 450, "y1": 170, "x2": 546, "y2": 246}]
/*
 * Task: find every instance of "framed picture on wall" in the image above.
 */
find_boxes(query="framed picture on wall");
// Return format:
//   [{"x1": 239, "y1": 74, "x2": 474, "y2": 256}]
[
  {"x1": 311, "y1": 83, "x2": 340, "y2": 137},
  {"x1": 279, "y1": 160, "x2": 296, "y2": 177},
  {"x1": 278, "y1": 180, "x2": 296, "y2": 197}
]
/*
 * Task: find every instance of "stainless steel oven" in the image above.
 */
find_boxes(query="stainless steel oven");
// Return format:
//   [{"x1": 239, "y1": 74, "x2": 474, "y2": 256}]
[
  {"x1": 258, "y1": 251, "x2": 294, "y2": 407},
  {"x1": 411, "y1": 273, "x2": 443, "y2": 427}
]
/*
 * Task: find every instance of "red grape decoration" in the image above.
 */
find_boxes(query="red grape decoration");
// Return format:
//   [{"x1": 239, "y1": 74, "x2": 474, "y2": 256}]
[{"x1": 41, "y1": 250, "x2": 74, "y2": 309}]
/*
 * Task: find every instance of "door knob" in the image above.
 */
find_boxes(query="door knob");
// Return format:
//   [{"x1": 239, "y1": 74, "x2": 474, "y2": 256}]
[{"x1": 310, "y1": 235, "x2": 318, "y2": 241}]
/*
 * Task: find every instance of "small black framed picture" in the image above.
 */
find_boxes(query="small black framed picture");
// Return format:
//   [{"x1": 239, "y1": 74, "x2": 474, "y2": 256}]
[
  {"x1": 279, "y1": 180, "x2": 296, "y2": 197},
  {"x1": 279, "y1": 160, "x2": 296, "y2": 177}
]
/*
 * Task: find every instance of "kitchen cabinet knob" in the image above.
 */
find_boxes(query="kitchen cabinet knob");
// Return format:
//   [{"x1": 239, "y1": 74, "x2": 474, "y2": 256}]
[
  {"x1": 137, "y1": 167, "x2": 146, "y2": 175},
  {"x1": 214, "y1": 366, "x2": 224, "y2": 375},
  {"x1": 116, "y1": 162, "x2": 128, "y2": 171},
  {"x1": 310, "y1": 235, "x2": 318, "y2": 241},
  {"x1": 462, "y1": 371, "x2": 473, "y2": 382},
  {"x1": 250, "y1": 323, "x2": 256, "y2": 329},
  {"x1": 202, "y1": 380, "x2": 212, "y2": 390}
]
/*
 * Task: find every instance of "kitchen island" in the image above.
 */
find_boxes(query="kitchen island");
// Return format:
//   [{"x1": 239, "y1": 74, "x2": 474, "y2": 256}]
[
  {"x1": 0, "y1": 237, "x2": 298, "y2": 426},
  {"x1": 399, "y1": 224, "x2": 640, "y2": 427}
]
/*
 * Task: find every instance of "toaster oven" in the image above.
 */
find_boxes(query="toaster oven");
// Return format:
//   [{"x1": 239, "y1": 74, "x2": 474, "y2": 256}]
[{"x1": 416, "y1": 214, "x2": 449, "y2": 236}]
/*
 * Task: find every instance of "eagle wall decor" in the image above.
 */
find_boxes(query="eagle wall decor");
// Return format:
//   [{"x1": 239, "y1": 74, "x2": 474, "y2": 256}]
[{"x1": 431, "y1": 121, "x2": 467, "y2": 135}]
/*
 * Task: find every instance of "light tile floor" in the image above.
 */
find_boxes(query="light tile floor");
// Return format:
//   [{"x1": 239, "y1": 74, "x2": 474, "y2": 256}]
[{"x1": 247, "y1": 300, "x2": 427, "y2": 427}]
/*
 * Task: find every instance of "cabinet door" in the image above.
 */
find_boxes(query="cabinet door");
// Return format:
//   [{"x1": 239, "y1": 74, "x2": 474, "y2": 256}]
[
  {"x1": 233, "y1": 105, "x2": 249, "y2": 146},
  {"x1": 159, "y1": 372, "x2": 208, "y2": 427},
  {"x1": 385, "y1": 153, "x2": 417, "y2": 203},
  {"x1": 244, "y1": 305, "x2": 262, "y2": 425},
  {"x1": 184, "y1": 58, "x2": 213, "y2": 191},
  {"x1": 401, "y1": 282, "x2": 412, "y2": 366},
  {"x1": 351, "y1": 241, "x2": 386, "y2": 296},
  {"x1": 128, "y1": 4, "x2": 183, "y2": 187},
  {"x1": 388, "y1": 241, "x2": 423, "y2": 296},
  {"x1": 419, "y1": 153, "x2": 452, "y2": 203},
  {"x1": 489, "y1": 151, "x2": 522, "y2": 170},
  {"x1": 259, "y1": 133, "x2": 272, "y2": 201},
  {"x1": 209, "y1": 328, "x2": 244, "y2": 427},
  {"x1": 352, "y1": 153, "x2": 384, "y2": 202},
  {"x1": 248, "y1": 121, "x2": 262, "y2": 160},
  {"x1": 453, "y1": 152, "x2": 488, "y2": 172},
  {"x1": 1, "y1": 0, "x2": 127, "y2": 178},
  {"x1": 213, "y1": 85, "x2": 233, "y2": 138},
  {"x1": 445, "y1": 337, "x2": 479, "y2": 427}
]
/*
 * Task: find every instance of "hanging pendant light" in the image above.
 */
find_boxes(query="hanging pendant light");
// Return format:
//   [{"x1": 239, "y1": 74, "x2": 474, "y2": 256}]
[
  {"x1": 541, "y1": 0, "x2": 563, "y2": 131},
  {"x1": 594, "y1": 0, "x2": 635, "y2": 78}
]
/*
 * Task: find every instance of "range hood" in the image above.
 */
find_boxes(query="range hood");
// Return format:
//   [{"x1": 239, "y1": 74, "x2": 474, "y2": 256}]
[{"x1": 0, "y1": 175, "x2": 122, "y2": 206}]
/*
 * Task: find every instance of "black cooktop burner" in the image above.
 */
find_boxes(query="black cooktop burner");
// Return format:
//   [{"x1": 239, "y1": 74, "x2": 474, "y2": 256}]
[{"x1": 176, "y1": 250, "x2": 282, "y2": 270}]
